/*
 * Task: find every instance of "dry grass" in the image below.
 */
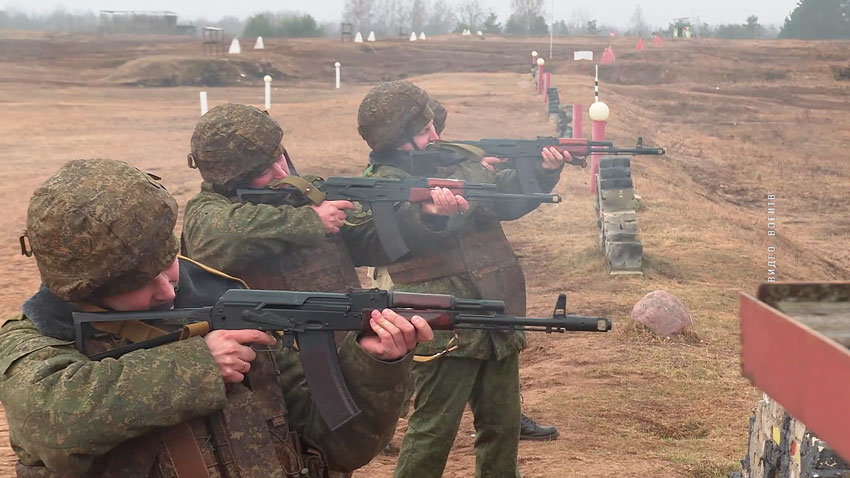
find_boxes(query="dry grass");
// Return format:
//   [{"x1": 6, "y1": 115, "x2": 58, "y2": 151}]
[{"x1": 1, "y1": 33, "x2": 849, "y2": 477}]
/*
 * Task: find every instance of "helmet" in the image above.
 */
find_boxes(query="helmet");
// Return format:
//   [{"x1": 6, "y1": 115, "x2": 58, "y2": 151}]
[
  {"x1": 189, "y1": 103, "x2": 284, "y2": 190},
  {"x1": 357, "y1": 80, "x2": 433, "y2": 152},
  {"x1": 24, "y1": 158, "x2": 179, "y2": 302},
  {"x1": 429, "y1": 97, "x2": 447, "y2": 135}
]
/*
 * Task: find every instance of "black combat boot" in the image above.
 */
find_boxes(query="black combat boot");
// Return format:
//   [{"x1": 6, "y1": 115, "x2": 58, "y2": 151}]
[{"x1": 519, "y1": 414, "x2": 559, "y2": 441}]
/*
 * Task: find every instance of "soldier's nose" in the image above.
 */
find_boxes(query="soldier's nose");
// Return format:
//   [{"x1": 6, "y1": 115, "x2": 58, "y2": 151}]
[
  {"x1": 272, "y1": 163, "x2": 288, "y2": 179},
  {"x1": 153, "y1": 273, "x2": 177, "y2": 301}
]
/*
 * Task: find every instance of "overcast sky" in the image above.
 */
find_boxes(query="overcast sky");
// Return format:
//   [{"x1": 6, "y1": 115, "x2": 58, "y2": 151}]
[{"x1": 1, "y1": 1, "x2": 800, "y2": 27}]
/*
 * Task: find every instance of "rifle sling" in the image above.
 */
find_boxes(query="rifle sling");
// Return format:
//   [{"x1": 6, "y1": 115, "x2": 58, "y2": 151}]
[
  {"x1": 268, "y1": 176, "x2": 326, "y2": 205},
  {"x1": 86, "y1": 314, "x2": 210, "y2": 478},
  {"x1": 162, "y1": 423, "x2": 211, "y2": 478},
  {"x1": 435, "y1": 142, "x2": 487, "y2": 160}
]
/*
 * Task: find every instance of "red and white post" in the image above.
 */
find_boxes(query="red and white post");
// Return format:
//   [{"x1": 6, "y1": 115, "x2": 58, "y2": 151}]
[
  {"x1": 536, "y1": 58, "x2": 545, "y2": 95},
  {"x1": 588, "y1": 101, "x2": 610, "y2": 195},
  {"x1": 571, "y1": 103, "x2": 583, "y2": 138}
]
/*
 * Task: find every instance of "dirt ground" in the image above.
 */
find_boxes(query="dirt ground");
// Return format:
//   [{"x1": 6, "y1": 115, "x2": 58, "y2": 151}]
[{"x1": 0, "y1": 31, "x2": 849, "y2": 477}]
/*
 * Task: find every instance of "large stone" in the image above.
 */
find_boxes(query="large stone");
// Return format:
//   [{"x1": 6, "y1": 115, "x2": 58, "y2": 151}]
[{"x1": 631, "y1": 290, "x2": 692, "y2": 337}]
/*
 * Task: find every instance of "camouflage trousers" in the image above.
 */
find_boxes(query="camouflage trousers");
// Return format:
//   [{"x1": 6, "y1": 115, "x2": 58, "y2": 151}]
[{"x1": 394, "y1": 354, "x2": 521, "y2": 478}]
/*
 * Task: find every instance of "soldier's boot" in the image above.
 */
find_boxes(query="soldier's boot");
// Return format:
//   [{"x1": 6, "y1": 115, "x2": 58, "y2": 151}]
[{"x1": 519, "y1": 414, "x2": 559, "y2": 441}]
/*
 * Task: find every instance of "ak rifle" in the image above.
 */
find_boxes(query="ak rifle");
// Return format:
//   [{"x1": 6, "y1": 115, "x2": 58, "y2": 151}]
[
  {"x1": 236, "y1": 176, "x2": 561, "y2": 262},
  {"x1": 74, "y1": 288, "x2": 610, "y2": 431},
  {"x1": 449, "y1": 136, "x2": 666, "y2": 194}
]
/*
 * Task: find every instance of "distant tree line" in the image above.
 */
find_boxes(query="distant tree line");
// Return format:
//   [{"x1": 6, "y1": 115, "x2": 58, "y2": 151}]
[
  {"x1": 243, "y1": 12, "x2": 323, "y2": 38},
  {"x1": 0, "y1": 8, "x2": 99, "y2": 32},
  {"x1": 5, "y1": 1, "x2": 849, "y2": 40},
  {"x1": 779, "y1": 0, "x2": 850, "y2": 39}
]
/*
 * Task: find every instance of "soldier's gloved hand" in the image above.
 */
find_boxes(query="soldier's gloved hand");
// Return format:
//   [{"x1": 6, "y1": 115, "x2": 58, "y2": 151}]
[
  {"x1": 541, "y1": 146, "x2": 568, "y2": 170},
  {"x1": 420, "y1": 187, "x2": 470, "y2": 216},
  {"x1": 204, "y1": 330, "x2": 277, "y2": 384},
  {"x1": 480, "y1": 156, "x2": 506, "y2": 172},
  {"x1": 358, "y1": 309, "x2": 434, "y2": 361},
  {"x1": 311, "y1": 200, "x2": 355, "y2": 234}
]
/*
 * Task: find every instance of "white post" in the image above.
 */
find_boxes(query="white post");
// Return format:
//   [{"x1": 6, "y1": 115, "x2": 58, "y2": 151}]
[
  {"x1": 199, "y1": 91, "x2": 208, "y2": 115},
  {"x1": 549, "y1": 0, "x2": 554, "y2": 60},
  {"x1": 264, "y1": 75, "x2": 272, "y2": 110},
  {"x1": 334, "y1": 62, "x2": 341, "y2": 89}
]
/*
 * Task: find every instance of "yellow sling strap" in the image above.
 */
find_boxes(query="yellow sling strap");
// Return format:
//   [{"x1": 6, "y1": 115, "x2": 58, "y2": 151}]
[
  {"x1": 268, "y1": 175, "x2": 326, "y2": 206},
  {"x1": 433, "y1": 141, "x2": 488, "y2": 160},
  {"x1": 413, "y1": 334, "x2": 459, "y2": 362}
]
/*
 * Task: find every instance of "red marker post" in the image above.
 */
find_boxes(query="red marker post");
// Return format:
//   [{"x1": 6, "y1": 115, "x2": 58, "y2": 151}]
[
  {"x1": 536, "y1": 58, "x2": 545, "y2": 95},
  {"x1": 588, "y1": 101, "x2": 610, "y2": 195},
  {"x1": 543, "y1": 72, "x2": 550, "y2": 103},
  {"x1": 572, "y1": 104, "x2": 583, "y2": 138}
]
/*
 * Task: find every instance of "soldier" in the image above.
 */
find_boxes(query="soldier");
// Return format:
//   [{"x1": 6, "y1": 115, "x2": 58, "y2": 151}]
[
  {"x1": 1, "y1": 158, "x2": 434, "y2": 477},
  {"x1": 357, "y1": 80, "x2": 567, "y2": 478},
  {"x1": 428, "y1": 96, "x2": 561, "y2": 442},
  {"x1": 181, "y1": 103, "x2": 468, "y2": 293}
]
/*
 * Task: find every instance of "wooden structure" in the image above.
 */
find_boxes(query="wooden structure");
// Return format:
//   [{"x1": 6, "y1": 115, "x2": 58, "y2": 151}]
[
  {"x1": 738, "y1": 282, "x2": 850, "y2": 476},
  {"x1": 340, "y1": 22, "x2": 353, "y2": 42},
  {"x1": 202, "y1": 27, "x2": 224, "y2": 56}
]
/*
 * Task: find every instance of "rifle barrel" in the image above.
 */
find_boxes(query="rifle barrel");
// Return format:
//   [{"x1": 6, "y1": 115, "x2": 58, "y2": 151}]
[
  {"x1": 454, "y1": 314, "x2": 611, "y2": 332},
  {"x1": 463, "y1": 191, "x2": 561, "y2": 203}
]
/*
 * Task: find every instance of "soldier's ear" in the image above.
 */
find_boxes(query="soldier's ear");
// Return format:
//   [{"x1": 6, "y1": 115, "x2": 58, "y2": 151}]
[{"x1": 187, "y1": 153, "x2": 197, "y2": 169}]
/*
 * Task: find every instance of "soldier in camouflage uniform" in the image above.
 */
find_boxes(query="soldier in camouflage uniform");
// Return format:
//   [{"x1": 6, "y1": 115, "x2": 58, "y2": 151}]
[
  {"x1": 181, "y1": 103, "x2": 468, "y2": 294},
  {"x1": 428, "y1": 97, "x2": 561, "y2": 442},
  {"x1": 358, "y1": 81, "x2": 567, "y2": 478},
  {"x1": 0, "y1": 158, "x2": 434, "y2": 478}
]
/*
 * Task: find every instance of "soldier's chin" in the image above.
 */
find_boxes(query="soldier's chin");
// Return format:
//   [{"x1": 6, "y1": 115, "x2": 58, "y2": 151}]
[{"x1": 150, "y1": 301, "x2": 176, "y2": 311}]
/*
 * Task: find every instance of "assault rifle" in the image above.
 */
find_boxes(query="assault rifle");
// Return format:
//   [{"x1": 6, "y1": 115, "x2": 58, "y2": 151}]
[
  {"x1": 444, "y1": 137, "x2": 665, "y2": 194},
  {"x1": 73, "y1": 288, "x2": 611, "y2": 431},
  {"x1": 236, "y1": 176, "x2": 561, "y2": 262}
]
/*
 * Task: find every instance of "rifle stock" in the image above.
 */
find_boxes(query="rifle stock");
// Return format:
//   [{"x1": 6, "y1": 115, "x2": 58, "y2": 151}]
[{"x1": 73, "y1": 288, "x2": 610, "y2": 431}]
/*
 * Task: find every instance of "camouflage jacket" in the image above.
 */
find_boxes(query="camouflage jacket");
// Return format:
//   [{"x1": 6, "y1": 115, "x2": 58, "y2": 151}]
[
  {"x1": 182, "y1": 180, "x2": 454, "y2": 277},
  {"x1": 364, "y1": 149, "x2": 562, "y2": 360},
  {"x1": 0, "y1": 258, "x2": 413, "y2": 476}
]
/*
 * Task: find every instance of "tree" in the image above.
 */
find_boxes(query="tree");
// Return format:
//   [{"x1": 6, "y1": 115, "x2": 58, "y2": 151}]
[
  {"x1": 426, "y1": 0, "x2": 455, "y2": 33},
  {"x1": 628, "y1": 6, "x2": 650, "y2": 37},
  {"x1": 410, "y1": 0, "x2": 427, "y2": 32},
  {"x1": 552, "y1": 19, "x2": 568, "y2": 35},
  {"x1": 278, "y1": 14, "x2": 323, "y2": 37},
  {"x1": 586, "y1": 19, "x2": 599, "y2": 35},
  {"x1": 568, "y1": 8, "x2": 589, "y2": 34},
  {"x1": 780, "y1": 0, "x2": 850, "y2": 39},
  {"x1": 372, "y1": 0, "x2": 409, "y2": 36},
  {"x1": 710, "y1": 15, "x2": 766, "y2": 39},
  {"x1": 509, "y1": 0, "x2": 544, "y2": 33},
  {"x1": 343, "y1": 0, "x2": 375, "y2": 33},
  {"x1": 456, "y1": 0, "x2": 484, "y2": 30},
  {"x1": 482, "y1": 12, "x2": 501, "y2": 33},
  {"x1": 745, "y1": 14, "x2": 764, "y2": 35},
  {"x1": 243, "y1": 13, "x2": 276, "y2": 37},
  {"x1": 243, "y1": 12, "x2": 323, "y2": 38}
]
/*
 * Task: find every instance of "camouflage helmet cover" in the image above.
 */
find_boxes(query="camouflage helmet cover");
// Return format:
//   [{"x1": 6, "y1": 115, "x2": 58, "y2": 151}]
[
  {"x1": 190, "y1": 103, "x2": 284, "y2": 190},
  {"x1": 428, "y1": 97, "x2": 447, "y2": 135},
  {"x1": 25, "y1": 158, "x2": 179, "y2": 302},
  {"x1": 357, "y1": 80, "x2": 434, "y2": 152}
]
